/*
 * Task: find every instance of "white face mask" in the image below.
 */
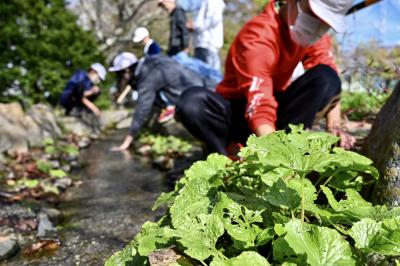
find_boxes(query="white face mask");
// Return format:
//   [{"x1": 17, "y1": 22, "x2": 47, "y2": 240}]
[
  {"x1": 89, "y1": 73, "x2": 101, "y2": 85},
  {"x1": 289, "y1": 2, "x2": 329, "y2": 47}
]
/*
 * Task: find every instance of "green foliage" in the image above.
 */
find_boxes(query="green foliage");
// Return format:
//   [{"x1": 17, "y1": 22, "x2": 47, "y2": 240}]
[
  {"x1": 0, "y1": 0, "x2": 103, "y2": 105},
  {"x1": 106, "y1": 127, "x2": 400, "y2": 265},
  {"x1": 42, "y1": 138, "x2": 79, "y2": 158},
  {"x1": 341, "y1": 90, "x2": 390, "y2": 121},
  {"x1": 138, "y1": 134, "x2": 193, "y2": 157}
]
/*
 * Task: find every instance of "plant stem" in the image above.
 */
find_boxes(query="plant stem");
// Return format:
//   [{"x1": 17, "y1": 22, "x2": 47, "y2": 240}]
[
  {"x1": 301, "y1": 173, "x2": 305, "y2": 225},
  {"x1": 317, "y1": 176, "x2": 333, "y2": 195}
]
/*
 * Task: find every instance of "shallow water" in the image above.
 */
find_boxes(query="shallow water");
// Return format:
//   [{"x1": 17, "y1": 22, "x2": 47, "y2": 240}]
[{"x1": 5, "y1": 131, "x2": 167, "y2": 266}]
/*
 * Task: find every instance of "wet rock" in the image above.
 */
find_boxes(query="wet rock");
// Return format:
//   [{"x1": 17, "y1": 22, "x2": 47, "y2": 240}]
[
  {"x1": 49, "y1": 160, "x2": 61, "y2": 169},
  {"x1": 149, "y1": 247, "x2": 192, "y2": 266},
  {"x1": 0, "y1": 236, "x2": 19, "y2": 261},
  {"x1": 54, "y1": 177, "x2": 73, "y2": 191},
  {"x1": 77, "y1": 137, "x2": 91, "y2": 149},
  {"x1": 0, "y1": 104, "x2": 29, "y2": 154},
  {"x1": 100, "y1": 109, "x2": 130, "y2": 129},
  {"x1": 0, "y1": 103, "x2": 61, "y2": 154},
  {"x1": 59, "y1": 116, "x2": 95, "y2": 137},
  {"x1": 0, "y1": 203, "x2": 36, "y2": 221},
  {"x1": 153, "y1": 156, "x2": 174, "y2": 171},
  {"x1": 27, "y1": 104, "x2": 62, "y2": 139},
  {"x1": 61, "y1": 164, "x2": 71, "y2": 173},
  {"x1": 137, "y1": 145, "x2": 152, "y2": 156},
  {"x1": 115, "y1": 117, "x2": 132, "y2": 129},
  {"x1": 37, "y1": 213, "x2": 56, "y2": 238},
  {"x1": 42, "y1": 208, "x2": 62, "y2": 225}
]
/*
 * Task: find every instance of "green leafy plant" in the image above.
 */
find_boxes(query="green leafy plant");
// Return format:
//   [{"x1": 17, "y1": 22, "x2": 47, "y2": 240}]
[
  {"x1": 106, "y1": 126, "x2": 400, "y2": 265},
  {"x1": 137, "y1": 134, "x2": 193, "y2": 157},
  {"x1": 42, "y1": 138, "x2": 79, "y2": 157},
  {"x1": 341, "y1": 90, "x2": 390, "y2": 121}
]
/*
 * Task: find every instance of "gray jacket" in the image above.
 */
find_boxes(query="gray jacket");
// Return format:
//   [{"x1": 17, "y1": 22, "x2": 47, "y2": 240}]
[{"x1": 129, "y1": 55, "x2": 211, "y2": 137}]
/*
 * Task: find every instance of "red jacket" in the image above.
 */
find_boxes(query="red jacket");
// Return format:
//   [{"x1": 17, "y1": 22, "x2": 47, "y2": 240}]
[{"x1": 216, "y1": 0, "x2": 338, "y2": 131}]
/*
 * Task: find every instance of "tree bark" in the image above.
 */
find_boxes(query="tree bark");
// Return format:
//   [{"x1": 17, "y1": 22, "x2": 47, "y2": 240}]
[{"x1": 363, "y1": 81, "x2": 400, "y2": 207}]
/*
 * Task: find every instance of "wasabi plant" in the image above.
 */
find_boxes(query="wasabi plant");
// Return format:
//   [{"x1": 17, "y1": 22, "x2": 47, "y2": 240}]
[{"x1": 106, "y1": 126, "x2": 400, "y2": 266}]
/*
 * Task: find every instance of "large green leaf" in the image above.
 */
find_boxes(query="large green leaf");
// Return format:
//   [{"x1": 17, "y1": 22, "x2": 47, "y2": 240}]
[
  {"x1": 136, "y1": 222, "x2": 171, "y2": 256},
  {"x1": 276, "y1": 220, "x2": 355, "y2": 266},
  {"x1": 183, "y1": 153, "x2": 231, "y2": 184},
  {"x1": 169, "y1": 214, "x2": 225, "y2": 262},
  {"x1": 170, "y1": 177, "x2": 212, "y2": 228},
  {"x1": 213, "y1": 193, "x2": 272, "y2": 249},
  {"x1": 264, "y1": 178, "x2": 301, "y2": 211},
  {"x1": 228, "y1": 251, "x2": 270, "y2": 266},
  {"x1": 322, "y1": 186, "x2": 375, "y2": 221},
  {"x1": 349, "y1": 218, "x2": 400, "y2": 256}
]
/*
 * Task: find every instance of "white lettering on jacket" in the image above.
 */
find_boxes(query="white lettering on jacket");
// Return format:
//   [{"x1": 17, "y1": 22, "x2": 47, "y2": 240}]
[{"x1": 247, "y1": 76, "x2": 265, "y2": 118}]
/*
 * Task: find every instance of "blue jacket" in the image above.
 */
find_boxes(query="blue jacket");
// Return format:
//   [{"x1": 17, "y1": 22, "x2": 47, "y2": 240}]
[
  {"x1": 146, "y1": 41, "x2": 161, "y2": 56},
  {"x1": 60, "y1": 70, "x2": 93, "y2": 108}
]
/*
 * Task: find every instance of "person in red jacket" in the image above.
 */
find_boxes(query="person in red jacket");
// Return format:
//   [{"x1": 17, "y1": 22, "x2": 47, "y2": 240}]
[{"x1": 175, "y1": 0, "x2": 356, "y2": 155}]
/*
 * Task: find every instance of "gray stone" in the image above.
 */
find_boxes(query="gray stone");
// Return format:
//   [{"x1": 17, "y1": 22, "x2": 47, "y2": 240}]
[
  {"x1": 153, "y1": 156, "x2": 174, "y2": 171},
  {"x1": 78, "y1": 137, "x2": 91, "y2": 149},
  {"x1": 0, "y1": 236, "x2": 19, "y2": 261},
  {"x1": 61, "y1": 164, "x2": 71, "y2": 173},
  {"x1": 149, "y1": 247, "x2": 191, "y2": 266},
  {"x1": 54, "y1": 177, "x2": 73, "y2": 190},
  {"x1": 42, "y1": 208, "x2": 62, "y2": 225},
  {"x1": 37, "y1": 213, "x2": 56, "y2": 238},
  {"x1": 26, "y1": 104, "x2": 62, "y2": 141},
  {"x1": 0, "y1": 103, "x2": 61, "y2": 154},
  {"x1": 363, "y1": 81, "x2": 400, "y2": 207},
  {"x1": 115, "y1": 117, "x2": 132, "y2": 129},
  {"x1": 59, "y1": 116, "x2": 94, "y2": 137},
  {"x1": 100, "y1": 109, "x2": 130, "y2": 129}
]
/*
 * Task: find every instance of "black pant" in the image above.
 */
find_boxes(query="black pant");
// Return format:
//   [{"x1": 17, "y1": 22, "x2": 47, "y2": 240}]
[{"x1": 176, "y1": 64, "x2": 341, "y2": 155}]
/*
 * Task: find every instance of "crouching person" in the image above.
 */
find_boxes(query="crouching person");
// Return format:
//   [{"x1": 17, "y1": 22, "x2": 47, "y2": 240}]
[
  {"x1": 109, "y1": 52, "x2": 213, "y2": 151},
  {"x1": 60, "y1": 63, "x2": 107, "y2": 117},
  {"x1": 175, "y1": 0, "x2": 356, "y2": 155}
]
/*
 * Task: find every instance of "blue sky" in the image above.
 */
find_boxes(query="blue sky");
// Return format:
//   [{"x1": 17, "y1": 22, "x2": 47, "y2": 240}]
[{"x1": 339, "y1": 0, "x2": 400, "y2": 49}]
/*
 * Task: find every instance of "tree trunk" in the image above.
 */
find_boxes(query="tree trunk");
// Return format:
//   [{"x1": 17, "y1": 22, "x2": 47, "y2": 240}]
[{"x1": 363, "y1": 81, "x2": 400, "y2": 207}]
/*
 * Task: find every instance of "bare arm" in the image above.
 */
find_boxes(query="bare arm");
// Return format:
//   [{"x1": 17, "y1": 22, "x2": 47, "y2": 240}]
[
  {"x1": 83, "y1": 86, "x2": 100, "y2": 97},
  {"x1": 255, "y1": 124, "x2": 275, "y2": 137},
  {"x1": 111, "y1": 135, "x2": 134, "y2": 152},
  {"x1": 81, "y1": 97, "x2": 101, "y2": 117},
  {"x1": 326, "y1": 102, "x2": 356, "y2": 150}
]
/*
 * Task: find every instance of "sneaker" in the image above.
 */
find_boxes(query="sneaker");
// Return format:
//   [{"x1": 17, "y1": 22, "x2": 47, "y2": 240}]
[{"x1": 158, "y1": 106, "x2": 176, "y2": 123}]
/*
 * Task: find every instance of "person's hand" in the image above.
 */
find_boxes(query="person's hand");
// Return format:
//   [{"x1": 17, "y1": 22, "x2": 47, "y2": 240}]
[
  {"x1": 328, "y1": 127, "x2": 356, "y2": 150},
  {"x1": 111, "y1": 135, "x2": 134, "y2": 152},
  {"x1": 93, "y1": 109, "x2": 101, "y2": 117},
  {"x1": 186, "y1": 20, "x2": 194, "y2": 31}
]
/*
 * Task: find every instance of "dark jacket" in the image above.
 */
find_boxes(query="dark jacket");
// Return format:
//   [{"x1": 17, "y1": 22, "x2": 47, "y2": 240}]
[
  {"x1": 128, "y1": 55, "x2": 210, "y2": 137},
  {"x1": 60, "y1": 70, "x2": 96, "y2": 111},
  {"x1": 168, "y1": 6, "x2": 189, "y2": 56},
  {"x1": 145, "y1": 40, "x2": 162, "y2": 56}
]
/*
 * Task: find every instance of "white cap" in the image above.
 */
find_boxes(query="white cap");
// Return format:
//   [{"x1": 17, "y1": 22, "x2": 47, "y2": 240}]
[
  {"x1": 90, "y1": 63, "x2": 107, "y2": 81},
  {"x1": 309, "y1": 0, "x2": 353, "y2": 33},
  {"x1": 108, "y1": 52, "x2": 138, "y2": 72},
  {"x1": 158, "y1": 0, "x2": 175, "y2": 4},
  {"x1": 133, "y1": 27, "x2": 149, "y2": 43}
]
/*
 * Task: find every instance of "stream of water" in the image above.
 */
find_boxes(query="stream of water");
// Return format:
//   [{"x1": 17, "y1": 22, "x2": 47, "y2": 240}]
[{"x1": 6, "y1": 131, "x2": 168, "y2": 266}]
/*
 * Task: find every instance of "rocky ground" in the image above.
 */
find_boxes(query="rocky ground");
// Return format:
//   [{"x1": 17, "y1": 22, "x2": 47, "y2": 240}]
[{"x1": 0, "y1": 103, "x2": 133, "y2": 263}]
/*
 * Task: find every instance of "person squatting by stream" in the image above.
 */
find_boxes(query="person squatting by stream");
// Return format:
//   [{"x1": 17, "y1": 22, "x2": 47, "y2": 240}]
[
  {"x1": 60, "y1": 63, "x2": 107, "y2": 118},
  {"x1": 108, "y1": 52, "x2": 215, "y2": 151},
  {"x1": 176, "y1": 0, "x2": 357, "y2": 156}
]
